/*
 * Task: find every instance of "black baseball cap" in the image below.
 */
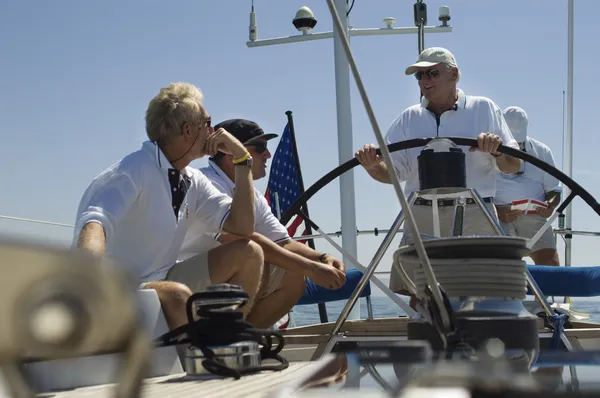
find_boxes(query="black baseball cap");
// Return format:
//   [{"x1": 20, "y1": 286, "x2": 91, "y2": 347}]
[{"x1": 214, "y1": 119, "x2": 278, "y2": 145}]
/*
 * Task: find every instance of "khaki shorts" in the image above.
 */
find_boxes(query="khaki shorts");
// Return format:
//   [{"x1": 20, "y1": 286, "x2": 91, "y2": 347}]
[
  {"x1": 259, "y1": 264, "x2": 287, "y2": 299},
  {"x1": 390, "y1": 200, "x2": 500, "y2": 295},
  {"x1": 138, "y1": 251, "x2": 211, "y2": 293},
  {"x1": 500, "y1": 214, "x2": 556, "y2": 252},
  {"x1": 139, "y1": 251, "x2": 287, "y2": 298}
]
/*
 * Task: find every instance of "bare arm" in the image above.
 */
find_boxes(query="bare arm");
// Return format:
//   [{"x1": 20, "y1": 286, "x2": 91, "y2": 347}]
[
  {"x1": 218, "y1": 232, "x2": 316, "y2": 274},
  {"x1": 355, "y1": 144, "x2": 401, "y2": 184},
  {"x1": 222, "y1": 162, "x2": 255, "y2": 237},
  {"x1": 280, "y1": 239, "x2": 323, "y2": 261},
  {"x1": 76, "y1": 222, "x2": 106, "y2": 255},
  {"x1": 364, "y1": 162, "x2": 392, "y2": 184},
  {"x1": 494, "y1": 152, "x2": 522, "y2": 174}
]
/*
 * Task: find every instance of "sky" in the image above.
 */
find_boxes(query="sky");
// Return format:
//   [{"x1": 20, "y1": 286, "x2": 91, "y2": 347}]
[{"x1": 0, "y1": 0, "x2": 598, "y2": 302}]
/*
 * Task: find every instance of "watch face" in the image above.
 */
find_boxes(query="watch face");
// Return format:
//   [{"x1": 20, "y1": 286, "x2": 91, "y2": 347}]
[{"x1": 236, "y1": 157, "x2": 253, "y2": 166}]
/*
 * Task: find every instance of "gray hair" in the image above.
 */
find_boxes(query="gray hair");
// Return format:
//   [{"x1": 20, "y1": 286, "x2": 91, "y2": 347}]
[
  {"x1": 444, "y1": 63, "x2": 461, "y2": 83},
  {"x1": 145, "y1": 82, "x2": 205, "y2": 144}
]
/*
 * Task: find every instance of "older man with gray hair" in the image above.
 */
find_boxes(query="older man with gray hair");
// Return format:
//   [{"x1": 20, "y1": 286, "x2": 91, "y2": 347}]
[
  {"x1": 494, "y1": 106, "x2": 562, "y2": 266},
  {"x1": 355, "y1": 47, "x2": 522, "y2": 308},
  {"x1": 73, "y1": 82, "x2": 264, "y2": 331}
]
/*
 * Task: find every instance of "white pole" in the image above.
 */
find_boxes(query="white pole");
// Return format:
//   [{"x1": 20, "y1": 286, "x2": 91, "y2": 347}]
[
  {"x1": 565, "y1": 0, "x2": 574, "y2": 266},
  {"x1": 333, "y1": 0, "x2": 360, "y2": 320}
]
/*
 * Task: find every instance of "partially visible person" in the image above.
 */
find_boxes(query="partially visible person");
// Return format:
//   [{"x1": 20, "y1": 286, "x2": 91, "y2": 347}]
[
  {"x1": 73, "y1": 82, "x2": 263, "y2": 332},
  {"x1": 495, "y1": 106, "x2": 561, "y2": 266},
  {"x1": 179, "y1": 119, "x2": 346, "y2": 329},
  {"x1": 355, "y1": 47, "x2": 521, "y2": 308}
]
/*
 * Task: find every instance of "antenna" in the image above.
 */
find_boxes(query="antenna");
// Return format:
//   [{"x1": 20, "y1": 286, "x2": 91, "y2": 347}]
[
  {"x1": 562, "y1": 89, "x2": 566, "y2": 171},
  {"x1": 249, "y1": 0, "x2": 257, "y2": 42}
]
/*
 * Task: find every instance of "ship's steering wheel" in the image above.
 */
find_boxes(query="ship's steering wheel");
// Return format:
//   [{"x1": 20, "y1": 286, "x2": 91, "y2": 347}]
[{"x1": 279, "y1": 137, "x2": 600, "y2": 226}]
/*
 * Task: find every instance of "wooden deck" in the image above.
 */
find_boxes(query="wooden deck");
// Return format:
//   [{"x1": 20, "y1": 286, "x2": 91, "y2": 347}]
[
  {"x1": 35, "y1": 361, "x2": 321, "y2": 398},
  {"x1": 21, "y1": 317, "x2": 600, "y2": 397}
]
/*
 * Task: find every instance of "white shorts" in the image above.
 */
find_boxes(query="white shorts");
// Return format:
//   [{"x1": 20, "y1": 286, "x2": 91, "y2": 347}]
[{"x1": 500, "y1": 214, "x2": 556, "y2": 253}]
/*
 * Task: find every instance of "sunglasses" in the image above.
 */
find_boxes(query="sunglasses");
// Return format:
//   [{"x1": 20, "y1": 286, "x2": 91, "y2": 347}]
[
  {"x1": 246, "y1": 141, "x2": 268, "y2": 154},
  {"x1": 414, "y1": 68, "x2": 441, "y2": 81}
]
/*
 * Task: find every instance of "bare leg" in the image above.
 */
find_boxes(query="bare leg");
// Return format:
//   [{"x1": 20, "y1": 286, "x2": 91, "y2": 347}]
[
  {"x1": 207, "y1": 239, "x2": 264, "y2": 317},
  {"x1": 247, "y1": 269, "x2": 306, "y2": 329},
  {"x1": 142, "y1": 281, "x2": 193, "y2": 330},
  {"x1": 530, "y1": 248, "x2": 560, "y2": 266}
]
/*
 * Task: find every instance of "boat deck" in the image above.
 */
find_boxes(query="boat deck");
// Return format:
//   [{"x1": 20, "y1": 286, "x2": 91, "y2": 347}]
[{"x1": 34, "y1": 361, "x2": 316, "y2": 398}]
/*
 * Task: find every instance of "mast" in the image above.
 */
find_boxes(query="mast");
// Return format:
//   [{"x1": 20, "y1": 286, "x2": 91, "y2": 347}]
[{"x1": 564, "y1": 0, "x2": 574, "y2": 266}]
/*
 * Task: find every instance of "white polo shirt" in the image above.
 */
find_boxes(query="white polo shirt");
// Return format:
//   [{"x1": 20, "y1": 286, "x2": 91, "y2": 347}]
[
  {"x1": 494, "y1": 137, "x2": 562, "y2": 205},
  {"x1": 72, "y1": 141, "x2": 233, "y2": 283},
  {"x1": 385, "y1": 89, "x2": 519, "y2": 198},
  {"x1": 178, "y1": 160, "x2": 290, "y2": 261}
]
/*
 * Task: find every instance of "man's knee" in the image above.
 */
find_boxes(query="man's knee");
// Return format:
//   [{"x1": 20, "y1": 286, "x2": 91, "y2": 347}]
[
  {"x1": 530, "y1": 248, "x2": 560, "y2": 266},
  {"x1": 229, "y1": 239, "x2": 264, "y2": 272},
  {"x1": 144, "y1": 280, "x2": 193, "y2": 310}
]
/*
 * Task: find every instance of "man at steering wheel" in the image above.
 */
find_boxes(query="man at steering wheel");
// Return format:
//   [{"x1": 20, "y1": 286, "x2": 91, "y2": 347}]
[{"x1": 355, "y1": 47, "x2": 522, "y2": 308}]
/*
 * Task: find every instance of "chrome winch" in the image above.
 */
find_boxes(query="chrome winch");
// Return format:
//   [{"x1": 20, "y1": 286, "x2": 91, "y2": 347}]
[{"x1": 155, "y1": 283, "x2": 288, "y2": 379}]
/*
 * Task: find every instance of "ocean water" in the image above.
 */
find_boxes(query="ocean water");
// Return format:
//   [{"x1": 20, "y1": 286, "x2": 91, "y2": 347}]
[{"x1": 291, "y1": 296, "x2": 600, "y2": 326}]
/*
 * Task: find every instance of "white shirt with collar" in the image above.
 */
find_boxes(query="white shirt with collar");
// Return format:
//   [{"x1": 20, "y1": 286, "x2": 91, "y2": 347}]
[
  {"x1": 72, "y1": 141, "x2": 233, "y2": 283},
  {"x1": 494, "y1": 137, "x2": 562, "y2": 205},
  {"x1": 385, "y1": 89, "x2": 519, "y2": 198},
  {"x1": 178, "y1": 160, "x2": 291, "y2": 262}
]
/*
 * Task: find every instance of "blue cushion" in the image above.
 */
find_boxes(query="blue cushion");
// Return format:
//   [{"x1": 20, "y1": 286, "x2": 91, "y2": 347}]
[
  {"x1": 526, "y1": 265, "x2": 600, "y2": 297},
  {"x1": 296, "y1": 269, "x2": 371, "y2": 305}
]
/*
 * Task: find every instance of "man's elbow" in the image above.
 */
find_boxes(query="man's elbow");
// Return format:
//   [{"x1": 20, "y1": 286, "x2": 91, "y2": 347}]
[
  {"x1": 76, "y1": 222, "x2": 106, "y2": 255},
  {"x1": 223, "y1": 215, "x2": 255, "y2": 237}
]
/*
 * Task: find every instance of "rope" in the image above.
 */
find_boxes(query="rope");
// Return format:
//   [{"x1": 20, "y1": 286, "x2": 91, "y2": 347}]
[
  {"x1": 0, "y1": 214, "x2": 74, "y2": 228},
  {"x1": 396, "y1": 256, "x2": 528, "y2": 299},
  {"x1": 155, "y1": 291, "x2": 288, "y2": 379},
  {"x1": 550, "y1": 313, "x2": 568, "y2": 350}
]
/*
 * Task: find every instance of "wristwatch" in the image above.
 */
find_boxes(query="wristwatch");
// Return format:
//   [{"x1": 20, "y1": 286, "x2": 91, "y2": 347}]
[{"x1": 234, "y1": 156, "x2": 253, "y2": 167}]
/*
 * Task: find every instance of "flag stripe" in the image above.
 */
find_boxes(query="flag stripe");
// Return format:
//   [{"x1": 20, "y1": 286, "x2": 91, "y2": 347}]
[{"x1": 265, "y1": 124, "x2": 302, "y2": 220}]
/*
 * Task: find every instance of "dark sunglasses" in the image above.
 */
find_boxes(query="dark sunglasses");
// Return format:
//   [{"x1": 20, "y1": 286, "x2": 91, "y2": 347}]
[
  {"x1": 414, "y1": 68, "x2": 441, "y2": 81},
  {"x1": 246, "y1": 141, "x2": 268, "y2": 154}
]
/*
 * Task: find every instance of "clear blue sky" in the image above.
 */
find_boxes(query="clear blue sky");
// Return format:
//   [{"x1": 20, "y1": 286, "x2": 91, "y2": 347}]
[{"x1": 1, "y1": 0, "x2": 598, "y2": 297}]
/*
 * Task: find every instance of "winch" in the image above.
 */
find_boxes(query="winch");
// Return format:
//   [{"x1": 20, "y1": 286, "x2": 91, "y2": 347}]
[
  {"x1": 396, "y1": 138, "x2": 540, "y2": 367},
  {"x1": 155, "y1": 283, "x2": 288, "y2": 379},
  {"x1": 397, "y1": 236, "x2": 540, "y2": 369}
]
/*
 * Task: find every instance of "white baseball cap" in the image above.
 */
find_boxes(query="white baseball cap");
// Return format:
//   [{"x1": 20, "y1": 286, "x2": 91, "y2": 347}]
[
  {"x1": 404, "y1": 47, "x2": 459, "y2": 75},
  {"x1": 503, "y1": 106, "x2": 528, "y2": 143}
]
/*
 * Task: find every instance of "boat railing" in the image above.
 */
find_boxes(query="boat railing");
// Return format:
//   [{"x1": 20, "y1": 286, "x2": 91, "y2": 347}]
[
  {"x1": 291, "y1": 227, "x2": 600, "y2": 274},
  {"x1": 1, "y1": 212, "x2": 596, "y2": 271}
]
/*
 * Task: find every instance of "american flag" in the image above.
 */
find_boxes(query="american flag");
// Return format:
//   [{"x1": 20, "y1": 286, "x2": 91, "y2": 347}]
[
  {"x1": 265, "y1": 123, "x2": 306, "y2": 239},
  {"x1": 265, "y1": 120, "x2": 310, "y2": 331}
]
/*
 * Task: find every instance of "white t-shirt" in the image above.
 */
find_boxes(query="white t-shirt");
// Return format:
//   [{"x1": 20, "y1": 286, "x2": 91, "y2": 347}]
[
  {"x1": 72, "y1": 141, "x2": 233, "y2": 283},
  {"x1": 385, "y1": 89, "x2": 519, "y2": 198},
  {"x1": 178, "y1": 160, "x2": 291, "y2": 261},
  {"x1": 494, "y1": 137, "x2": 562, "y2": 205}
]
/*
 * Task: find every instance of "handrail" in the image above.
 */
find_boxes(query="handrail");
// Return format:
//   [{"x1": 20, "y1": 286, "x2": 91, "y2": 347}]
[{"x1": 292, "y1": 227, "x2": 600, "y2": 241}]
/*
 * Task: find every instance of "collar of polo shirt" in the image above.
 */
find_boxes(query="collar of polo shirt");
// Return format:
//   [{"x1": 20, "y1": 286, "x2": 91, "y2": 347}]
[
  {"x1": 421, "y1": 88, "x2": 467, "y2": 111},
  {"x1": 153, "y1": 141, "x2": 194, "y2": 178},
  {"x1": 208, "y1": 160, "x2": 236, "y2": 191}
]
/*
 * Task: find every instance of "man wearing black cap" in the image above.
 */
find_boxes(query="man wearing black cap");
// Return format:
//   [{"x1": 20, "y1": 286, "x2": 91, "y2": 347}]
[{"x1": 179, "y1": 119, "x2": 347, "y2": 329}]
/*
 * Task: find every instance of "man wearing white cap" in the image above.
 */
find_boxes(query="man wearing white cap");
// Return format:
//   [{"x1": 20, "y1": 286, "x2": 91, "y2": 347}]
[
  {"x1": 495, "y1": 106, "x2": 561, "y2": 266},
  {"x1": 355, "y1": 47, "x2": 522, "y2": 305}
]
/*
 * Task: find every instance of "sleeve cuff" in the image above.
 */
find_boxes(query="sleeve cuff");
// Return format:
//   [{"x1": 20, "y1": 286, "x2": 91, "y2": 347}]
[
  {"x1": 218, "y1": 208, "x2": 231, "y2": 230},
  {"x1": 75, "y1": 208, "x2": 113, "y2": 241}
]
